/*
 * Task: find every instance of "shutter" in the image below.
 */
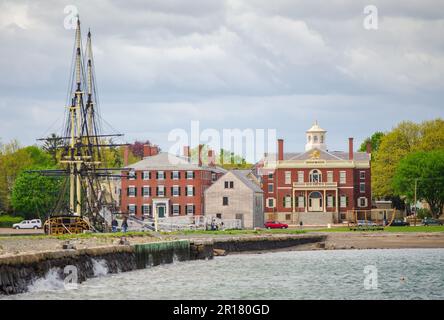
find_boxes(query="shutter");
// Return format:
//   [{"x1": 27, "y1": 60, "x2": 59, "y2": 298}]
[
  {"x1": 171, "y1": 172, "x2": 173, "y2": 179},
  {"x1": 178, "y1": 172, "x2": 181, "y2": 179},
  {"x1": 193, "y1": 172, "x2": 195, "y2": 179},
  {"x1": 134, "y1": 188, "x2": 137, "y2": 197},
  {"x1": 135, "y1": 206, "x2": 137, "y2": 215},
  {"x1": 193, "y1": 187, "x2": 195, "y2": 196},
  {"x1": 179, "y1": 186, "x2": 181, "y2": 196},
  {"x1": 156, "y1": 187, "x2": 159, "y2": 196},
  {"x1": 171, "y1": 187, "x2": 174, "y2": 196},
  {"x1": 149, "y1": 172, "x2": 152, "y2": 179},
  {"x1": 193, "y1": 205, "x2": 196, "y2": 214},
  {"x1": 127, "y1": 188, "x2": 130, "y2": 196},
  {"x1": 156, "y1": 172, "x2": 159, "y2": 179}
]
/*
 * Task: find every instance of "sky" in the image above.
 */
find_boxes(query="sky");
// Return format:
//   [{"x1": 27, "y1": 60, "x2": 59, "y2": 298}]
[{"x1": 0, "y1": 0, "x2": 443, "y2": 161}]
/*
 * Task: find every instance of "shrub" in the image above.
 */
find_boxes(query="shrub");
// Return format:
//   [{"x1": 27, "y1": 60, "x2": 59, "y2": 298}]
[
  {"x1": 0, "y1": 214, "x2": 24, "y2": 228},
  {"x1": 416, "y1": 208, "x2": 432, "y2": 219}
]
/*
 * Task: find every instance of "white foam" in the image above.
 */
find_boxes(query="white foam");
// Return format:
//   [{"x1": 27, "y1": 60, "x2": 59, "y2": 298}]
[
  {"x1": 28, "y1": 268, "x2": 65, "y2": 293},
  {"x1": 92, "y1": 259, "x2": 109, "y2": 277}
]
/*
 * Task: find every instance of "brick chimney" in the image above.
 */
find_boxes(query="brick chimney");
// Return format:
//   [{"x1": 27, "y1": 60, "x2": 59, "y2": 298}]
[
  {"x1": 123, "y1": 146, "x2": 129, "y2": 167},
  {"x1": 208, "y1": 149, "x2": 215, "y2": 167},
  {"x1": 143, "y1": 144, "x2": 159, "y2": 158},
  {"x1": 348, "y1": 138, "x2": 354, "y2": 160},
  {"x1": 366, "y1": 141, "x2": 372, "y2": 154},
  {"x1": 198, "y1": 144, "x2": 203, "y2": 167},
  {"x1": 278, "y1": 139, "x2": 284, "y2": 161},
  {"x1": 183, "y1": 146, "x2": 190, "y2": 159}
]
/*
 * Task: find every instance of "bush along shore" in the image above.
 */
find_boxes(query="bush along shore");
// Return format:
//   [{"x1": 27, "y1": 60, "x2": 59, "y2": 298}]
[{"x1": 0, "y1": 234, "x2": 325, "y2": 295}]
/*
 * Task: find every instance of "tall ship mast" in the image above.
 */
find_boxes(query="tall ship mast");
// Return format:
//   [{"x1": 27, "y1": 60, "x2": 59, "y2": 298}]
[{"x1": 35, "y1": 17, "x2": 125, "y2": 234}]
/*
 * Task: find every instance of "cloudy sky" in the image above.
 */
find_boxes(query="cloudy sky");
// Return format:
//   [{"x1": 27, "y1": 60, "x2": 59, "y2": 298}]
[{"x1": 0, "y1": 0, "x2": 443, "y2": 160}]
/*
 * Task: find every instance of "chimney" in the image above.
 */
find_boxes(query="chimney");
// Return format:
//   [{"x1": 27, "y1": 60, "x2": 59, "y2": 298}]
[
  {"x1": 278, "y1": 139, "x2": 284, "y2": 161},
  {"x1": 198, "y1": 144, "x2": 203, "y2": 167},
  {"x1": 150, "y1": 146, "x2": 159, "y2": 156},
  {"x1": 208, "y1": 149, "x2": 215, "y2": 167},
  {"x1": 183, "y1": 146, "x2": 190, "y2": 159},
  {"x1": 366, "y1": 141, "x2": 372, "y2": 154},
  {"x1": 143, "y1": 144, "x2": 151, "y2": 157},
  {"x1": 123, "y1": 146, "x2": 129, "y2": 167},
  {"x1": 348, "y1": 138, "x2": 354, "y2": 160}
]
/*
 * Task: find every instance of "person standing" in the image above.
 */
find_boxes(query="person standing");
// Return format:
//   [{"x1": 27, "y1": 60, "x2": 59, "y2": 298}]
[
  {"x1": 121, "y1": 218, "x2": 128, "y2": 233},
  {"x1": 111, "y1": 218, "x2": 118, "y2": 233}
]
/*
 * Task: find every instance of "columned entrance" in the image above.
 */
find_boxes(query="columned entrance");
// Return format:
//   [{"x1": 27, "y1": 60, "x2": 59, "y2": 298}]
[
  {"x1": 308, "y1": 191, "x2": 323, "y2": 212},
  {"x1": 152, "y1": 198, "x2": 170, "y2": 218}
]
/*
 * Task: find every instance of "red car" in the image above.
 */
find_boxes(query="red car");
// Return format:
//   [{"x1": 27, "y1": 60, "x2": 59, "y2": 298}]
[{"x1": 265, "y1": 221, "x2": 289, "y2": 229}]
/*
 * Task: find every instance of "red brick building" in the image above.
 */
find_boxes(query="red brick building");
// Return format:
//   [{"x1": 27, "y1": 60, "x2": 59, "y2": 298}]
[
  {"x1": 121, "y1": 145, "x2": 226, "y2": 219},
  {"x1": 259, "y1": 122, "x2": 372, "y2": 225}
]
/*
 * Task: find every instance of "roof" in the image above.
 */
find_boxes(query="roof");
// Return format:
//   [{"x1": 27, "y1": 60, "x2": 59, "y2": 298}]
[
  {"x1": 306, "y1": 121, "x2": 326, "y2": 133},
  {"x1": 263, "y1": 149, "x2": 370, "y2": 162},
  {"x1": 125, "y1": 152, "x2": 227, "y2": 173},
  {"x1": 230, "y1": 170, "x2": 263, "y2": 193}
]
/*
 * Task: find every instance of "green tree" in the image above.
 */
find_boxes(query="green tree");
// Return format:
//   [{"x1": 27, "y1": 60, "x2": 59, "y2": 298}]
[
  {"x1": 359, "y1": 132, "x2": 385, "y2": 153},
  {"x1": 372, "y1": 119, "x2": 444, "y2": 198},
  {"x1": 392, "y1": 150, "x2": 444, "y2": 218},
  {"x1": 11, "y1": 166, "x2": 63, "y2": 220},
  {"x1": 42, "y1": 133, "x2": 64, "y2": 164}
]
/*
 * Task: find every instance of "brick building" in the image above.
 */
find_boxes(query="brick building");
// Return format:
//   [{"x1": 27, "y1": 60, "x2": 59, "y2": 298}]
[
  {"x1": 259, "y1": 122, "x2": 372, "y2": 225},
  {"x1": 121, "y1": 145, "x2": 226, "y2": 218}
]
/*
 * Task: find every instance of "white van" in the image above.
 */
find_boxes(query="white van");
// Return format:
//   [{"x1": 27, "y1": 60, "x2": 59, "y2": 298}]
[{"x1": 12, "y1": 219, "x2": 42, "y2": 230}]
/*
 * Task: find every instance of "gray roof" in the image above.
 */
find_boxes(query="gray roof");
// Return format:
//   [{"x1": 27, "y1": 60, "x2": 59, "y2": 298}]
[
  {"x1": 125, "y1": 152, "x2": 227, "y2": 173},
  {"x1": 263, "y1": 149, "x2": 370, "y2": 162},
  {"x1": 230, "y1": 170, "x2": 263, "y2": 193}
]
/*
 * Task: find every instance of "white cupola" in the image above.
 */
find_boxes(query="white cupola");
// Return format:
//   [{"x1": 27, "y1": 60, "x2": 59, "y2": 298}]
[{"x1": 305, "y1": 121, "x2": 327, "y2": 151}]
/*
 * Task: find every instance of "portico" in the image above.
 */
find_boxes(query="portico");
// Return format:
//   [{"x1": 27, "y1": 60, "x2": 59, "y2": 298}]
[{"x1": 292, "y1": 182, "x2": 339, "y2": 213}]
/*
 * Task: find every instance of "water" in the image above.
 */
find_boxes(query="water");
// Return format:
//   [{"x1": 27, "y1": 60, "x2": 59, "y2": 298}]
[{"x1": 4, "y1": 249, "x2": 444, "y2": 300}]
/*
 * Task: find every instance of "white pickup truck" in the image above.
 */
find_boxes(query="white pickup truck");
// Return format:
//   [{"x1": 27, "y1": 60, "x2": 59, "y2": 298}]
[{"x1": 12, "y1": 219, "x2": 42, "y2": 230}]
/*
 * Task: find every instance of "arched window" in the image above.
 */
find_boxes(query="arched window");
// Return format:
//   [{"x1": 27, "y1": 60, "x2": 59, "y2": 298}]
[
  {"x1": 309, "y1": 169, "x2": 322, "y2": 183},
  {"x1": 314, "y1": 135, "x2": 318, "y2": 143},
  {"x1": 320, "y1": 135, "x2": 324, "y2": 143}
]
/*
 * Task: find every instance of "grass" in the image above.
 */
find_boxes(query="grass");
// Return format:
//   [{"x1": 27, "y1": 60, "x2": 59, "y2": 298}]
[
  {"x1": 0, "y1": 231, "x2": 155, "y2": 241},
  {"x1": 305, "y1": 225, "x2": 444, "y2": 233},
  {"x1": 164, "y1": 229, "x2": 306, "y2": 236}
]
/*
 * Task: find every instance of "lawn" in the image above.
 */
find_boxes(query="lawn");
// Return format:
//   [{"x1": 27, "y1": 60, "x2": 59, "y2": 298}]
[
  {"x1": 305, "y1": 225, "x2": 444, "y2": 233},
  {"x1": 165, "y1": 228, "x2": 306, "y2": 236}
]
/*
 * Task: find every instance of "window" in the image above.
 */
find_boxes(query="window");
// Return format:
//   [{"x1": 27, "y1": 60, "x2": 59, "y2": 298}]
[
  {"x1": 128, "y1": 187, "x2": 136, "y2": 197},
  {"x1": 309, "y1": 170, "x2": 322, "y2": 183},
  {"x1": 298, "y1": 196, "x2": 305, "y2": 208},
  {"x1": 268, "y1": 173, "x2": 273, "y2": 179},
  {"x1": 186, "y1": 205, "x2": 195, "y2": 216},
  {"x1": 223, "y1": 197, "x2": 229, "y2": 206},
  {"x1": 285, "y1": 171, "x2": 291, "y2": 185},
  {"x1": 267, "y1": 198, "x2": 275, "y2": 208},
  {"x1": 128, "y1": 204, "x2": 136, "y2": 215},
  {"x1": 340, "y1": 171, "x2": 347, "y2": 184},
  {"x1": 129, "y1": 170, "x2": 136, "y2": 180},
  {"x1": 340, "y1": 196, "x2": 348, "y2": 208},
  {"x1": 172, "y1": 204, "x2": 180, "y2": 216},
  {"x1": 157, "y1": 171, "x2": 165, "y2": 180},
  {"x1": 142, "y1": 204, "x2": 151, "y2": 215},
  {"x1": 360, "y1": 171, "x2": 366, "y2": 180},
  {"x1": 171, "y1": 171, "x2": 180, "y2": 180},
  {"x1": 320, "y1": 135, "x2": 324, "y2": 143},
  {"x1": 284, "y1": 195, "x2": 292, "y2": 208},
  {"x1": 142, "y1": 186, "x2": 150, "y2": 197},
  {"x1": 358, "y1": 197, "x2": 368, "y2": 208},
  {"x1": 216, "y1": 213, "x2": 222, "y2": 219},
  {"x1": 143, "y1": 171, "x2": 150, "y2": 180},
  {"x1": 187, "y1": 185, "x2": 195, "y2": 197},
  {"x1": 157, "y1": 186, "x2": 165, "y2": 197},
  {"x1": 285, "y1": 214, "x2": 291, "y2": 221},
  {"x1": 327, "y1": 196, "x2": 335, "y2": 208},
  {"x1": 268, "y1": 183, "x2": 274, "y2": 193},
  {"x1": 360, "y1": 183, "x2": 366, "y2": 193},
  {"x1": 172, "y1": 186, "x2": 180, "y2": 197},
  {"x1": 327, "y1": 171, "x2": 333, "y2": 183},
  {"x1": 298, "y1": 171, "x2": 304, "y2": 183},
  {"x1": 314, "y1": 135, "x2": 318, "y2": 143},
  {"x1": 230, "y1": 181, "x2": 234, "y2": 189},
  {"x1": 212, "y1": 173, "x2": 217, "y2": 182},
  {"x1": 224, "y1": 181, "x2": 234, "y2": 189},
  {"x1": 186, "y1": 171, "x2": 194, "y2": 179}
]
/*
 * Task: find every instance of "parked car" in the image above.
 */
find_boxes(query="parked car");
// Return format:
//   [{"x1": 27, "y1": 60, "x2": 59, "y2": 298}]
[
  {"x1": 12, "y1": 219, "x2": 42, "y2": 230},
  {"x1": 265, "y1": 221, "x2": 289, "y2": 229},
  {"x1": 423, "y1": 218, "x2": 443, "y2": 226},
  {"x1": 390, "y1": 219, "x2": 410, "y2": 227},
  {"x1": 357, "y1": 220, "x2": 378, "y2": 227}
]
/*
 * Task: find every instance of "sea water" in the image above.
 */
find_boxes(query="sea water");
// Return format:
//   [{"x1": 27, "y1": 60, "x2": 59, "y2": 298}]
[{"x1": 4, "y1": 249, "x2": 444, "y2": 300}]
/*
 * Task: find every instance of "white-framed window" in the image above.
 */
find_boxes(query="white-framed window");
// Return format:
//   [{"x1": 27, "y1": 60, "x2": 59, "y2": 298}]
[
  {"x1": 298, "y1": 196, "x2": 305, "y2": 208},
  {"x1": 128, "y1": 186, "x2": 136, "y2": 197},
  {"x1": 142, "y1": 204, "x2": 151, "y2": 215},
  {"x1": 309, "y1": 169, "x2": 322, "y2": 183},
  {"x1": 358, "y1": 197, "x2": 368, "y2": 208},
  {"x1": 298, "y1": 171, "x2": 304, "y2": 183},
  {"x1": 360, "y1": 182, "x2": 366, "y2": 193},
  {"x1": 212, "y1": 173, "x2": 217, "y2": 182},
  {"x1": 142, "y1": 186, "x2": 150, "y2": 197},
  {"x1": 186, "y1": 171, "x2": 194, "y2": 180},
  {"x1": 172, "y1": 171, "x2": 180, "y2": 180},
  {"x1": 268, "y1": 183, "x2": 274, "y2": 193},
  {"x1": 360, "y1": 171, "x2": 366, "y2": 180},
  {"x1": 172, "y1": 204, "x2": 180, "y2": 216},
  {"x1": 129, "y1": 170, "x2": 136, "y2": 180},
  {"x1": 157, "y1": 185, "x2": 165, "y2": 197},
  {"x1": 327, "y1": 171, "x2": 333, "y2": 183},
  {"x1": 186, "y1": 204, "x2": 195, "y2": 215},
  {"x1": 327, "y1": 196, "x2": 334, "y2": 208},
  {"x1": 157, "y1": 171, "x2": 165, "y2": 180},
  {"x1": 284, "y1": 195, "x2": 292, "y2": 208},
  {"x1": 285, "y1": 171, "x2": 292, "y2": 185},
  {"x1": 340, "y1": 171, "x2": 347, "y2": 184},
  {"x1": 143, "y1": 171, "x2": 150, "y2": 180},
  {"x1": 340, "y1": 195, "x2": 348, "y2": 208},
  {"x1": 267, "y1": 198, "x2": 275, "y2": 208},
  {"x1": 172, "y1": 186, "x2": 180, "y2": 197},
  {"x1": 186, "y1": 185, "x2": 194, "y2": 197},
  {"x1": 128, "y1": 204, "x2": 136, "y2": 215}
]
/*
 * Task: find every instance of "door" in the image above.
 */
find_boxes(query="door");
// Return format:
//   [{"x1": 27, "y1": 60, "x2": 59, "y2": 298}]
[
  {"x1": 309, "y1": 191, "x2": 323, "y2": 212},
  {"x1": 157, "y1": 205, "x2": 166, "y2": 218}
]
